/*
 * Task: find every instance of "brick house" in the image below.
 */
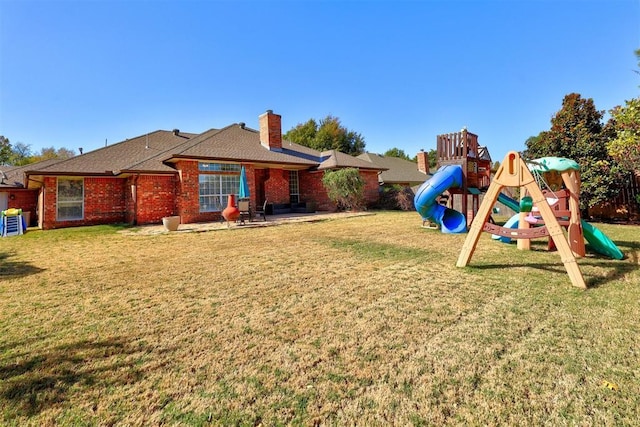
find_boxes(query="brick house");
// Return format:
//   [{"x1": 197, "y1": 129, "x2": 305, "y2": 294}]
[{"x1": 1, "y1": 111, "x2": 384, "y2": 230}]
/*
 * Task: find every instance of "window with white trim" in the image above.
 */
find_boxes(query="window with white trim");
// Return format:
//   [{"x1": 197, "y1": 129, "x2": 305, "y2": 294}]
[
  {"x1": 199, "y1": 163, "x2": 241, "y2": 212},
  {"x1": 57, "y1": 178, "x2": 84, "y2": 221},
  {"x1": 199, "y1": 163, "x2": 241, "y2": 172},
  {"x1": 289, "y1": 170, "x2": 299, "y2": 203}
]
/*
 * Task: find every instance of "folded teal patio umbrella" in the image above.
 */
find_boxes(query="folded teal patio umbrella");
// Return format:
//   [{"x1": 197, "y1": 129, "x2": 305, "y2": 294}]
[{"x1": 239, "y1": 166, "x2": 250, "y2": 199}]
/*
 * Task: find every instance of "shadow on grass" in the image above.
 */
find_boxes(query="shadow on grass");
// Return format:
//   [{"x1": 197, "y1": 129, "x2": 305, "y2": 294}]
[
  {"x1": 0, "y1": 337, "x2": 149, "y2": 417},
  {"x1": 468, "y1": 254, "x2": 639, "y2": 289},
  {"x1": 318, "y1": 237, "x2": 433, "y2": 262},
  {"x1": 0, "y1": 252, "x2": 44, "y2": 281},
  {"x1": 583, "y1": 261, "x2": 638, "y2": 288},
  {"x1": 469, "y1": 262, "x2": 568, "y2": 276}
]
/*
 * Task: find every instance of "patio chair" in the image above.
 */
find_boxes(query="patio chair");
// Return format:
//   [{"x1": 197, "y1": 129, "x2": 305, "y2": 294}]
[
  {"x1": 238, "y1": 199, "x2": 251, "y2": 224},
  {"x1": 254, "y1": 199, "x2": 267, "y2": 221}
]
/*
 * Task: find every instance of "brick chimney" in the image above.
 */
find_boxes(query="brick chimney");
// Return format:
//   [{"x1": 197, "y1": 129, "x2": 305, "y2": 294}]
[
  {"x1": 259, "y1": 110, "x2": 282, "y2": 152},
  {"x1": 417, "y1": 149, "x2": 429, "y2": 174}
]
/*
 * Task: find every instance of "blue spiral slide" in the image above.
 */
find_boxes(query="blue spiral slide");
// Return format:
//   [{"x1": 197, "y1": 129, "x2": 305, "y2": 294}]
[{"x1": 414, "y1": 165, "x2": 467, "y2": 234}]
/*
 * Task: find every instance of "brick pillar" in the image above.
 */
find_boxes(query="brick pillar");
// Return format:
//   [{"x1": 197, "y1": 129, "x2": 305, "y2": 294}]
[
  {"x1": 417, "y1": 149, "x2": 429, "y2": 174},
  {"x1": 259, "y1": 110, "x2": 282, "y2": 151}
]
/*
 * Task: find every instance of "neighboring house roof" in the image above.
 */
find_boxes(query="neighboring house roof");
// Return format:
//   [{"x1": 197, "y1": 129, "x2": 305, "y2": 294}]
[
  {"x1": 357, "y1": 152, "x2": 429, "y2": 185},
  {"x1": 319, "y1": 150, "x2": 386, "y2": 171},
  {"x1": 1, "y1": 159, "x2": 63, "y2": 188}
]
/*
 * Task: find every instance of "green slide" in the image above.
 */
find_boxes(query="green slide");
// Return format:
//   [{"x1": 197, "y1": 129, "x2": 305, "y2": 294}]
[
  {"x1": 497, "y1": 193, "x2": 520, "y2": 213},
  {"x1": 581, "y1": 220, "x2": 624, "y2": 260}
]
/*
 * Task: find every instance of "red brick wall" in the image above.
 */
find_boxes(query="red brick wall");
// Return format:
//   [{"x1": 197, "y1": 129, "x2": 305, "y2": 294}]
[
  {"x1": 42, "y1": 177, "x2": 57, "y2": 229},
  {"x1": 34, "y1": 164, "x2": 382, "y2": 230},
  {"x1": 176, "y1": 160, "x2": 201, "y2": 223},
  {"x1": 2, "y1": 189, "x2": 38, "y2": 226},
  {"x1": 84, "y1": 178, "x2": 127, "y2": 224},
  {"x1": 254, "y1": 168, "x2": 268, "y2": 205},
  {"x1": 175, "y1": 160, "x2": 231, "y2": 224},
  {"x1": 264, "y1": 168, "x2": 290, "y2": 204},
  {"x1": 361, "y1": 170, "x2": 381, "y2": 208},
  {"x1": 299, "y1": 170, "x2": 335, "y2": 211},
  {"x1": 135, "y1": 175, "x2": 177, "y2": 225},
  {"x1": 42, "y1": 176, "x2": 127, "y2": 229}
]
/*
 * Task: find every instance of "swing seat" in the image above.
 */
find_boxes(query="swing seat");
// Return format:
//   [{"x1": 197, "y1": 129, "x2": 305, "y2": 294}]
[{"x1": 525, "y1": 212, "x2": 539, "y2": 224}]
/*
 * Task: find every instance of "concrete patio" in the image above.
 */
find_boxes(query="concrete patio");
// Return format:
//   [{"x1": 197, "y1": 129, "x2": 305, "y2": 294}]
[{"x1": 120, "y1": 211, "x2": 375, "y2": 235}]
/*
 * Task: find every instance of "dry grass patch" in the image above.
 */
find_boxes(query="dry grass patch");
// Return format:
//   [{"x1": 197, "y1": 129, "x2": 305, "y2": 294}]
[{"x1": 0, "y1": 212, "x2": 639, "y2": 425}]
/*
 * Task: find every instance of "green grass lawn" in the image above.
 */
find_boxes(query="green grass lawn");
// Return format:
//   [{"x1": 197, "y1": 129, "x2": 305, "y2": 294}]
[{"x1": 1, "y1": 211, "x2": 639, "y2": 425}]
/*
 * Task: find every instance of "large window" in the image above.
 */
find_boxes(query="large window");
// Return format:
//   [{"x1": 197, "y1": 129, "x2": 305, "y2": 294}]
[
  {"x1": 199, "y1": 163, "x2": 241, "y2": 212},
  {"x1": 289, "y1": 170, "x2": 299, "y2": 203},
  {"x1": 57, "y1": 178, "x2": 84, "y2": 221}
]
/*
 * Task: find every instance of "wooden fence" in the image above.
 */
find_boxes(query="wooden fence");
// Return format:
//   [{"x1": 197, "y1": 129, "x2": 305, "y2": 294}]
[{"x1": 590, "y1": 171, "x2": 640, "y2": 220}]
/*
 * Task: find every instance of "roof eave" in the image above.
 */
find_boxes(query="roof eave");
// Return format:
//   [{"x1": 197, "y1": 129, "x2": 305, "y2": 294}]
[
  {"x1": 25, "y1": 171, "x2": 117, "y2": 177},
  {"x1": 117, "y1": 169, "x2": 179, "y2": 176},
  {"x1": 164, "y1": 155, "x2": 319, "y2": 168}
]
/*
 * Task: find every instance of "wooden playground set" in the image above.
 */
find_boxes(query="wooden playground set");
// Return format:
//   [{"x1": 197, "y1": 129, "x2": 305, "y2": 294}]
[
  {"x1": 418, "y1": 129, "x2": 624, "y2": 289},
  {"x1": 436, "y1": 129, "x2": 492, "y2": 225}
]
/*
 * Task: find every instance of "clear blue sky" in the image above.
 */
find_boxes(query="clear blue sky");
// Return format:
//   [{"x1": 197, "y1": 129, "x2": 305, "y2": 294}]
[{"x1": 1, "y1": 0, "x2": 639, "y2": 163}]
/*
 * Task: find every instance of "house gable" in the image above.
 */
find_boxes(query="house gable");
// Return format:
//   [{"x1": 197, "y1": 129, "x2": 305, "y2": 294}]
[{"x1": 357, "y1": 152, "x2": 428, "y2": 186}]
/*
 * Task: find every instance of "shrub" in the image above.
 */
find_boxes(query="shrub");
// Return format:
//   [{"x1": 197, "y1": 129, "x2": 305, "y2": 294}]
[
  {"x1": 322, "y1": 168, "x2": 365, "y2": 211},
  {"x1": 377, "y1": 185, "x2": 415, "y2": 211}
]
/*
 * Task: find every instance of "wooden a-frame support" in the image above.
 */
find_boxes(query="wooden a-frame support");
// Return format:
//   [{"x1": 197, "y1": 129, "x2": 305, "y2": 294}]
[{"x1": 456, "y1": 151, "x2": 587, "y2": 289}]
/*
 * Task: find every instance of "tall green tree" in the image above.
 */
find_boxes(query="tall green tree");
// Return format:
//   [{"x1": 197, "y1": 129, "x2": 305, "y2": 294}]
[
  {"x1": 383, "y1": 147, "x2": 411, "y2": 161},
  {"x1": 524, "y1": 93, "x2": 623, "y2": 212},
  {"x1": 0, "y1": 135, "x2": 12, "y2": 165},
  {"x1": 32, "y1": 146, "x2": 76, "y2": 162},
  {"x1": 284, "y1": 115, "x2": 366, "y2": 155},
  {"x1": 604, "y1": 48, "x2": 640, "y2": 172},
  {"x1": 10, "y1": 142, "x2": 33, "y2": 166},
  {"x1": 427, "y1": 148, "x2": 438, "y2": 169},
  {"x1": 606, "y1": 97, "x2": 640, "y2": 172}
]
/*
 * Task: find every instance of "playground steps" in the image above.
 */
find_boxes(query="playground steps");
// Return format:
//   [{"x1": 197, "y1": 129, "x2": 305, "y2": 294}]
[{"x1": 1, "y1": 209, "x2": 26, "y2": 237}]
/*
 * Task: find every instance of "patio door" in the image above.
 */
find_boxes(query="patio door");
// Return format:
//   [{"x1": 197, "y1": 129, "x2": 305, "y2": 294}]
[{"x1": 289, "y1": 170, "x2": 299, "y2": 203}]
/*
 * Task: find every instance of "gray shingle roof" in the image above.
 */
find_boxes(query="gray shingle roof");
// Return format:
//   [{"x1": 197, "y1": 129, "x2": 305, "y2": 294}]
[
  {"x1": 319, "y1": 150, "x2": 385, "y2": 170},
  {"x1": 1, "y1": 159, "x2": 64, "y2": 187},
  {"x1": 357, "y1": 152, "x2": 429, "y2": 184},
  {"x1": 166, "y1": 124, "x2": 321, "y2": 167},
  {"x1": 32, "y1": 130, "x2": 197, "y2": 175},
  {"x1": 23, "y1": 122, "x2": 387, "y2": 178}
]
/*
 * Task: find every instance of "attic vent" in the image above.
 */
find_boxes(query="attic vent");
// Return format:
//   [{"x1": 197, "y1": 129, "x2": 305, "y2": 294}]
[
  {"x1": 173, "y1": 129, "x2": 180, "y2": 136},
  {"x1": 239, "y1": 122, "x2": 245, "y2": 129}
]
